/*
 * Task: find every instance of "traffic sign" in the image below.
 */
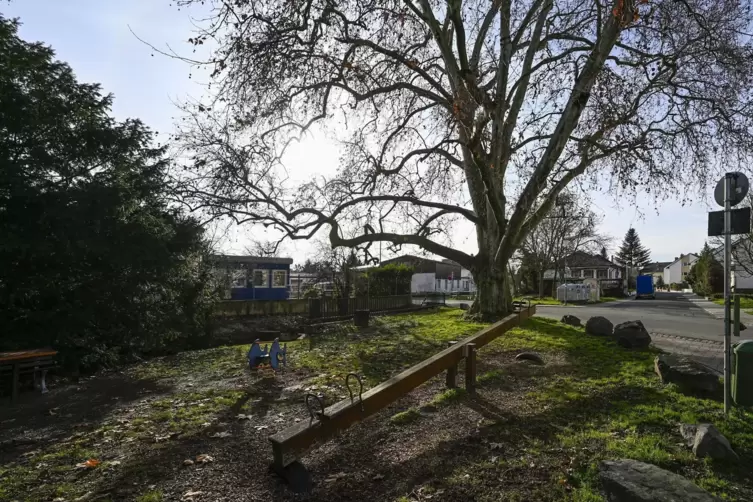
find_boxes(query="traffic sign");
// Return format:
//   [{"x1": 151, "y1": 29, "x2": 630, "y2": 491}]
[
  {"x1": 715, "y1": 172, "x2": 749, "y2": 207},
  {"x1": 708, "y1": 207, "x2": 752, "y2": 236}
]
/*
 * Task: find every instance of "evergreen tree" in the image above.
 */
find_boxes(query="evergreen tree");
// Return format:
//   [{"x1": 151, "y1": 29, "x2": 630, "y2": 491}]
[
  {"x1": 614, "y1": 228, "x2": 652, "y2": 270},
  {"x1": 600, "y1": 247, "x2": 608, "y2": 259},
  {"x1": 0, "y1": 17, "x2": 215, "y2": 370}
]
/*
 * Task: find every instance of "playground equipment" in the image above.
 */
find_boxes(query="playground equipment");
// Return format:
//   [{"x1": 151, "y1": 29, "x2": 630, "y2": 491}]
[
  {"x1": 269, "y1": 304, "x2": 536, "y2": 491},
  {"x1": 248, "y1": 339, "x2": 287, "y2": 371}
]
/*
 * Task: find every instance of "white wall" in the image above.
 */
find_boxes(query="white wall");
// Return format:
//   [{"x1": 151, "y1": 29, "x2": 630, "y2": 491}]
[
  {"x1": 411, "y1": 272, "x2": 436, "y2": 293},
  {"x1": 664, "y1": 261, "x2": 683, "y2": 285}
]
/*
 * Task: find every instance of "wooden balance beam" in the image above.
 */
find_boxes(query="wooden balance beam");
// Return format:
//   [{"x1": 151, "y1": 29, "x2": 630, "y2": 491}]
[{"x1": 269, "y1": 305, "x2": 536, "y2": 473}]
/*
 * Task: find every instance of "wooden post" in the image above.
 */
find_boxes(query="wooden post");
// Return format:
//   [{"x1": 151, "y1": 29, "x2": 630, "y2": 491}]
[
  {"x1": 464, "y1": 343, "x2": 477, "y2": 394},
  {"x1": 445, "y1": 341, "x2": 458, "y2": 388},
  {"x1": 11, "y1": 362, "x2": 20, "y2": 402}
]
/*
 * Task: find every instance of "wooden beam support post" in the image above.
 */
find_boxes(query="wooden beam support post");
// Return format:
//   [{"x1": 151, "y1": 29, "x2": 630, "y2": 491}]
[
  {"x1": 445, "y1": 341, "x2": 458, "y2": 388},
  {"x1": 464, "y1": 343, "x2": 477, "y2": 394},
  {"x1": 11, "y1": 362, "x2": 20, "y2": 402},
  {"x1": 269, "y1": 306, "x2": 535, "y2": 472}
]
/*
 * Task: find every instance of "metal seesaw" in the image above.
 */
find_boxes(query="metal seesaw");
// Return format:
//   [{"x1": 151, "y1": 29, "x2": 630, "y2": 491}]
[{"x1": 268, "y1": 305, "x2": 537, "y2": 492}]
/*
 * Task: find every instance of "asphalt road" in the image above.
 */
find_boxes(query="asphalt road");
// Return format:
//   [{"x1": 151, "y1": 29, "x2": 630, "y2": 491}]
[{"x1": 535, "y1": 292, "x2": 753, "y2": 341}]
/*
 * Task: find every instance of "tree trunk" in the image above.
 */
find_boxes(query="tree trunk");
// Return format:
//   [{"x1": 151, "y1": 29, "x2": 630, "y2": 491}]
[{"x1": 470, "y1": 260, "x2": 511, "y2": 320}]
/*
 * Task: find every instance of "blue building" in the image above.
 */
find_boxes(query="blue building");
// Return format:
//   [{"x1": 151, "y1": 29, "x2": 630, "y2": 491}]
[{"x1": 212, "y1": 255, "x2": 293, "y2": 300}]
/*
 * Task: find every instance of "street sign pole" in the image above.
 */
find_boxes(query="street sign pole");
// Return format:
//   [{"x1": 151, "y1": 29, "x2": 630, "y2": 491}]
[{"x1": 723, "y1": 174, "x2": 733, "y2": 415}]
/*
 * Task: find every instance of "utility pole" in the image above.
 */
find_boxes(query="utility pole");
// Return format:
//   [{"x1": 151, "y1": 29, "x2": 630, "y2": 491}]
[{"x1": 723, "y1": 174, "x2": 733, "y2": 414}]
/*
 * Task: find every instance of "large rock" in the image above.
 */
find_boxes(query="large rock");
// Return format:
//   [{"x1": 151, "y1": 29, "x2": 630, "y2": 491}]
[
  {"x1": 598, "y1": 459, "x2": 719, "y2": 501},
  {"x1": 680, "y1": 424, "x2": 739, "y2": 461},
  {"x1": 515, "y1": 352, "x2": 545, "y2": 365},
  {"x1": 613, "y1": 320, "x2": 652, "y2": 349},
  {"x1": 561, "y1": 314, "x2": 582, "y2": 327},
  {"x1": 585, "y1": 316, "x2": 613, "y2": 337},
  {"x1": 654, "y1": 354, "x2": 721, "y2": 396}
]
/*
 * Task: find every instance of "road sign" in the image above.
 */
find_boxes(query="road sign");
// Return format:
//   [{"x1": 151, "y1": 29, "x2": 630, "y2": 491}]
[
  {"x1": 707, "y1": 207, "x2": 751, "y2": 236},
  {"x1": 715, "y1": 172, "x2": 749, "y2": 207}
]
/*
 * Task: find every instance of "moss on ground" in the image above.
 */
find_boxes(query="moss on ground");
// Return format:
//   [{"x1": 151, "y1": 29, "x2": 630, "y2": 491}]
[
  {"x1": 2, "y1": 309, "x2": 751, "y2": 501},
  {"x1": 472, "y1": 317, "x2": 753, "y2": 501}
]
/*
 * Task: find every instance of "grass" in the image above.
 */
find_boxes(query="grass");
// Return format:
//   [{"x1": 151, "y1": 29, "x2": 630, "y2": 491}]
[
  {"x1": 136, "y1": 491, "x2": 164, "y2": 502},
  {"x1": 515, "y1": 296, "x2": 563, "y2": 305},
  {"x1": 476, "y1": 317, "x2": 753, "y2": 500},
  {"x1": 712, "y1": 296, "x2": 753, "y2": 315},
  {"x1": 2, "y1": 308, "x2": 751, "y2": 501}
]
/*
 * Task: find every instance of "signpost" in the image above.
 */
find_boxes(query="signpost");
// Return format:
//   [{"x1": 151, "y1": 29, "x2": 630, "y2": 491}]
[{"x1": 709, "y1": 172, "x2": 750, "y2": 415}]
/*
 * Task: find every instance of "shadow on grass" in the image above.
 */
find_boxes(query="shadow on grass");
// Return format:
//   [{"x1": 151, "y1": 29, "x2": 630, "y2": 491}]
[{"x1": 0, "y1": 374, "x2": 172, "y2": 456}]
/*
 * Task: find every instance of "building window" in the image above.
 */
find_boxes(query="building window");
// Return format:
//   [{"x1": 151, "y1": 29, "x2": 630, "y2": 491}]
[
  {"x1": 597, "y1": 269, "x2": 608, "y2": 279},
  {"x1": 444, "y1": 279, "x2": 448, "y2": 290},
  {"x1": 252, "y1": 269, "x2": 269, "y2": 288},
  {"x1": 272, "y1": 270, "x2": 287, "y2": 288}
]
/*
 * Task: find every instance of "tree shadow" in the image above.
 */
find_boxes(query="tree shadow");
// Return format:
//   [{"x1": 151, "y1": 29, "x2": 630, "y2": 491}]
[{"x1": 0, "y1": 373, "x2": 172, "y2": 460}]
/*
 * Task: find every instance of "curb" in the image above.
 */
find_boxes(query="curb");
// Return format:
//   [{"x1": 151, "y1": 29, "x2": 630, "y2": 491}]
[{"x1": 650, "y1": 332, "x2": 723, "y2": 345}]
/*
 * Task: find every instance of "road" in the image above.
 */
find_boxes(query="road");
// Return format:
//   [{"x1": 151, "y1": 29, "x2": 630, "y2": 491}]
[
  {"x1": 535, "y1": 292, "x2": 753, "y2": 342},
  {"x1": 438, "y1": 292, "x2": 752, "y2": 342}
]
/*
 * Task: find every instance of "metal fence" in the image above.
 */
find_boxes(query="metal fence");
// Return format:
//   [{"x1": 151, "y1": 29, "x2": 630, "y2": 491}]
[{"x1": 215, "y1": 294, "x2": 414, "y2": 319}]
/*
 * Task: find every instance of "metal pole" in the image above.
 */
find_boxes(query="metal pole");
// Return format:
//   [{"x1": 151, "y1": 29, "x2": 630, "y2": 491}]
[{"x1": 724, "y1": 174, "x2": 733, "y2": 414}]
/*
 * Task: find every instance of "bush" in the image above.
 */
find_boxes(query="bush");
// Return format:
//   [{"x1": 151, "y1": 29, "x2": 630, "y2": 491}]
[{"x1": 0, "y1": 19, "x2": 217, "y2": 372}]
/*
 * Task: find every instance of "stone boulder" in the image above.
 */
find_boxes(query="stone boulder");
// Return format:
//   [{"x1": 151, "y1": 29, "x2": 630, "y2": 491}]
[
  {"x1": 654, "y1": 354, "x2": 721, "y2": 396},
  {"x1": 561, "y1": 314, "x2": 582, "y2": 327},
  {"x1": 612, "y1": 320, "x2": 652, "y2": 349},
  {"x1": 585, "y1": 316, "x2": 613, "y2": 337},
  {"x1": 459, "y1": 303, "x2": 470, "y2": 311},
  {"x1": 515, "y1": 352, "x2": 545, "y2": 365},
  {"x1": 680, "y1": 424, "x2": 739, "y2": 461},
  {"x1": 598, "y1": 459, "x2": 719, "y2": 501}
]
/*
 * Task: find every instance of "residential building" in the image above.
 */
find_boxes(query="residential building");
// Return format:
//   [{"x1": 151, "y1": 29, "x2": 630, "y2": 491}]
[
  {"x1": 380, "y1": 255, "x2": 463, "y2": 293},
  {"x1": 663, "y1": 254, "x2": 698, "y2": 285},
  {"x1": 639, "y1": 262, "x2": 671, "y2": 285},
  {"x1": 543, "y1": 251, "x2": 622, "y2": 281},
  {"x1": 712, "y1": 241, "x2": 753, "y2": 292},
  {"x1": 211, "y1": 255, "x2": 293, "y2": 300}
]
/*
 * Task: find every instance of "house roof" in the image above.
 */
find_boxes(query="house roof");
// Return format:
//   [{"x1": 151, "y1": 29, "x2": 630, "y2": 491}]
[
  {"x1": 640, "y1": 261, "x2": 671, "y2": 273},
  {"x1": 560, "y1": 251, "x2": 619, "y2": 269},
  {"x1": 211, "y1": 254, "x2": 294, "y2": 265},
  {"x1": 663, "y1": 253, "x2": 698, "y2": 270}
]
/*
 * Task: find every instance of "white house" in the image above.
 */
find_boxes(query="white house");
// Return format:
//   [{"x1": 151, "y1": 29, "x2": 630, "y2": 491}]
[
  {"x1": 663, "y1": 253, "x2": 698, "y2": 285},
  {"x1": 712, "y1": 241, "x2": 753, "y2": 292}
]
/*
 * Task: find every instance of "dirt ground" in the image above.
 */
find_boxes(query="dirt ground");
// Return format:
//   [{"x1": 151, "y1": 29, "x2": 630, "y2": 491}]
[{"x1": 1, "y1": 310, "x2": 751, "y2": 502}]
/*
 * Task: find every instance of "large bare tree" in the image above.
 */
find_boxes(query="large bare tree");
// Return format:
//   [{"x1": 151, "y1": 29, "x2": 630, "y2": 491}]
[
  {"x1": 519, "y1": 193, "x2": 609, "y2": 296},
  {"x1": 172, "y1": 0, "x2": 753, "y2": 317}
]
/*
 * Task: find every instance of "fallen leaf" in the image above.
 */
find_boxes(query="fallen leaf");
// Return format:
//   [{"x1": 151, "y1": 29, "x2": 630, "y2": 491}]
[
  {"x1": 489, "y1": 443, "x2": 503, "y2": 450},
  {"x1": 254, "y1": 425, "x2": 269, "y2": 431},
  {"x1": 236, "y1": 414, "x2": 251, "y2": 420},
  {"x1": 108, "y1": 460, "x2": 122, "y2": 467},
  {"x1": 182, "y1": 490, "x2": 204, "y2": 500},
  {"x1": 373, "y1": 473, "x2": 385, "y2": 481},
  {"x1": 195, "y1": 454, "x2": 214, "y2": 464},
  {"x1": 209, "y1": 431, "x2": 232, "y2": 439},
  {"x1": 75, "y1": 458, "x2": 101, "y2": 469},
  {"x1": 325, "y1": 472, "x2": 348, "y2": 483},
  {"x1": 183, "y1": 459, "x2": 195, "y2": 466}
]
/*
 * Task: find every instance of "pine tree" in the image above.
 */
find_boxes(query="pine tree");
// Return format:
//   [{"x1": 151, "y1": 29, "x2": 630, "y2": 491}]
[
  {"x1": 615, "y1": 228, "x2": 652, "y2": 269},
  {"x1": 600, "y1": 246, "x2": 608, "y2": 259}
]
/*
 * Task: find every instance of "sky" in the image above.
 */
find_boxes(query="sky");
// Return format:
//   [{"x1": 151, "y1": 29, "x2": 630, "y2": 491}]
[{"x1": 3, "y1": 0, "x2": 720, "y2": 265}]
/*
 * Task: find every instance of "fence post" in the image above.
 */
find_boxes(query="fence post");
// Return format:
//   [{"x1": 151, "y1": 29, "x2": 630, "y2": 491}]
[
  {"x1": 445, "y1": 341, "x2": 458, "y2": 388},
  {"x1": 310, "y1": 298, "x2": 322, "y2": 319},
  {"x1": 464, "y1": 343, "x2": 477, "y2": 394}
]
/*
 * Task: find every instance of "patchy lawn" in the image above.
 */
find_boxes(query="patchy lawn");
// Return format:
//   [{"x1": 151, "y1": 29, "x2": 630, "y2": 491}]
[
  {"x1": 713, "y1": 296, "x2": 753, "y2": 315},
  {"x1": 515, "y1": 296, "x2": 563, "y2": 306},
  {"x1": 1, "y1": 309, "x2": 751, "y2": 501}
]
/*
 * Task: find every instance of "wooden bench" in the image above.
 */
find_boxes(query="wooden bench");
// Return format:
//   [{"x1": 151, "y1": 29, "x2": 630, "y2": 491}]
[{"x1": 0, "y1": 349, "x2": 58, "y2": 402}]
